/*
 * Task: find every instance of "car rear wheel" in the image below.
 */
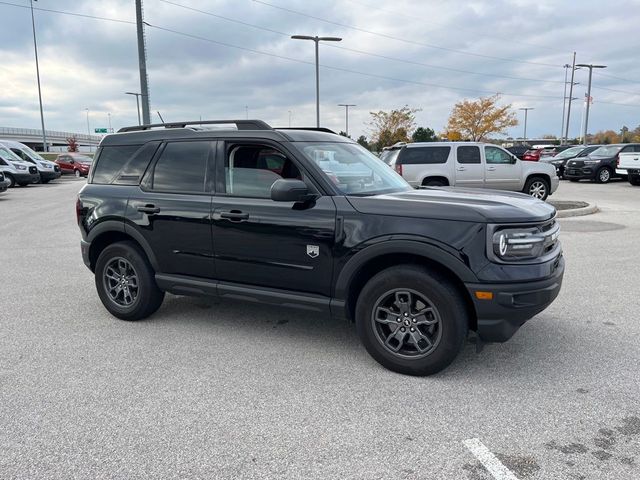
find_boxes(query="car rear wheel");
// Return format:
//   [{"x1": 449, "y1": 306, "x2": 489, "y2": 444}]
[
  {"x1": 596, "y1": 167, "x2": 612, "y2": 184},
  {"x1": 629, "y1": 175, "x2": 640, "y2": 186},
  {"x1": 74, "y1": 169, "x2": 81, "y2": 178},
  {"x1": 524, "y1": 176, "x2": 550, "y2": 201},
  {"x1": 355, "y1": 265, "x2": 468, "y2": 376},
  {"x1": 95, "y1": 241, "x2": 165, "y2": 321}
]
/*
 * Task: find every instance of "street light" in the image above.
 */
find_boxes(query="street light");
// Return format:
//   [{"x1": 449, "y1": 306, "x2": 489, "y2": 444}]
[
  {"x1": 338, "y1": 104, "x2": 356, "y2": 137},
  {"x1": 291, "y1": 35, "x2": 342, "y2": 127},
  {"x1": 576, "y1": 63, "x2": 607, "y2": 145},
  {"x1": 519, "y1": 108, "x2": 534, "y2": 143},
  {"x1": 85, "y1": 108, "x2": 91, "y2": 152},
  {"x1": 125, "y1": 92, "x2": 143, "y2": 125},
  {"x1": 30, "y1": 0, "x2": 47, "y2": 152}
]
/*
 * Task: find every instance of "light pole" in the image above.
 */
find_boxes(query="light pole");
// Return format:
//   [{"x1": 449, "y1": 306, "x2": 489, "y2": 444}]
[
  {"x1": 245, "y1": 105, "x2": 249, "y2": 120},
  {"x1": 107, "y1": 113, "x2": 112, "y2": 133},
  {"x1": 563, "y1": 52, "x2": 577, "y2": 144},
  {"x1": 85, "y1": 108, "x2": 91, "y2": 152},
  {"x1": 291, "y1": 35, "x2": 342, "y2": 127},
  {"x1": 576, "y1": 63, "x2": 607, "y2": 145},
  {"x1": 30, "y1": 0, "x2": 47, "y2": 152},
  {"x1": 519, "y1": 108, "x2": 534, "y2": 144},
  {"x1": 338, "y1": 104, "x2": 356, "y2": 137},
  {"x1": 560, "y1": 64, "x2": 570, "y2": 144},
  {"x1": 125, "y1": 92, "x2": 143, "y2": 125}
]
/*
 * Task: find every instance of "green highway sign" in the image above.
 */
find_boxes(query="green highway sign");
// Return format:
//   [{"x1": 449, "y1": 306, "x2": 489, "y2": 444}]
[{"x1": 94, "y1": 128, "x2": 108, "y2": 134}]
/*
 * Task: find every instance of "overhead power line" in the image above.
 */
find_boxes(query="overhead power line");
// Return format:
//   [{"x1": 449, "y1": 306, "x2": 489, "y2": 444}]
[{"x1": 251, "y1": 0, "x2": 563, "y2": 68}]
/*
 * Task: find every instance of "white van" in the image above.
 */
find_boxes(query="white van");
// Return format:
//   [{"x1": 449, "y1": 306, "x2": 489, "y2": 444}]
[
  {"x1": 0, "y1": 140, "x2": 61, "y2": 183},
  {"x1": 384, "y1": 142, "x2": 559, "y2": 200}
]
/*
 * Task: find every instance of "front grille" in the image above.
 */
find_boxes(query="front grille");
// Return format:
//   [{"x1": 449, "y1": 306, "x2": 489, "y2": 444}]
[
  {"x1": 539, "y1": 218, "x2": 560, "y2": 256},
  {"x1": 28, "y1": 166, "x2": 38, "y2": 175},
  {"x1": 568, "y1": 160, "x2": 585, "y2": 167},
  {"x1": 54, "y1": 165, "x2": 60, "y2": 172}
]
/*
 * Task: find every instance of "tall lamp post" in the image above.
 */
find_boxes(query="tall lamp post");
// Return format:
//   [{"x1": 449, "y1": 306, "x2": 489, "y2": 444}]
[
  {"x1": 519, "y1": 107, "x2": 534, "y2": 144},
  {"x1": 85, "y1": 108, "x2": 91, "y2": 152},
  {"x1": 125, "y1": 92, "x2": 143, "y2": 125},
  {"x1": 291, "y1": 35, "x2": 342, "y2": 127},
  {"x1": 338, "y1": 104, "x2": 356, "y2": 137},
  {"x1": 576, "y1": 63, "x2": 607, "y2": 145},
  {"x1": 30, "y1": 0, "x2": 47, "y2": 152}
]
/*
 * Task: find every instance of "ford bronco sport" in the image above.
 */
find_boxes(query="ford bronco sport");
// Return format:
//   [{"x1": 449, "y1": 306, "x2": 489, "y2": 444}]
[{"x1": 77, "y1": 120, "x2": 564, "y2": 375}]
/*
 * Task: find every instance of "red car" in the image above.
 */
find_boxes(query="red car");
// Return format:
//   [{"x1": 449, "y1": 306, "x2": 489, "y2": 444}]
[
  {"x1": 522, "y1": 149, "x2": 543, "y2": 161},
  {"x1": 55, "y1": 153, "x2": 93, "y2": 177}
]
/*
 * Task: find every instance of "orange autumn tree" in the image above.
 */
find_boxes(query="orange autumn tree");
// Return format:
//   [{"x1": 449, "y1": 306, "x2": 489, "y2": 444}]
[{"x1": 446, "y1": 94, "x2": 518, "y2": 141}]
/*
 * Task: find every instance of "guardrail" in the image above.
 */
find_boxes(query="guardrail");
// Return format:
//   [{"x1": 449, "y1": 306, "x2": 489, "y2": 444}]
[{"x1": 0, "y1": 127, "x2": 101, "y2": 142}]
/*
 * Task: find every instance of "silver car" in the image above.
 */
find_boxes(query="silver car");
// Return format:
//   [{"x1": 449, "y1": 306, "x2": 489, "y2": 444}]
[{"x1": 385, "y1": 141, "x2": 559, "y2": 200}]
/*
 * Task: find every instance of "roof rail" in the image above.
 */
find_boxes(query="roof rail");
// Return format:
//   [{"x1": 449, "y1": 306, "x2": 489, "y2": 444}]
[
  {"x1": 276, "y1": 127, "x2": 336, "y2": 134},
  {"x1": 117, "y1": 119, "x2": 272, "y2": 133}
]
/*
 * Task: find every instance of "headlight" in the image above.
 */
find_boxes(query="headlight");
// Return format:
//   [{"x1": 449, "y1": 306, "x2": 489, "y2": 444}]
[
  {"x1": 583, "y1": 160, "x2": 600, "y2": 164},
  {"x1": 15, "y1": 164, "x2": 27, "y2": 170},
  {"x1": 40, "y1": 162, "x2": 52, "y2": 168},
  {"x1": 491, "y1": 222, "x2": 560, "y2": 262}
]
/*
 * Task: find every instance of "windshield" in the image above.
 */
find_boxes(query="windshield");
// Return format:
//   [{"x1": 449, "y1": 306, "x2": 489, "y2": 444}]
[
  {"x1": 0, "y1": 146, "x2": 25, "y2": 163},
  {"x1": 591, "y1": 145, "x2": 623, "y2": 156},
  {"x1": 73, "y1": 155, "x2": 93, "y2": 163},
  {"x1": 295, "y1": 142, "x2": 411, "y2": 196},
  {"x1": 383, "y1": 149, "x2": 400, "y2": 166},
  {"x1": 554, "y1": 146, "x2": 584, "y2": 159}
]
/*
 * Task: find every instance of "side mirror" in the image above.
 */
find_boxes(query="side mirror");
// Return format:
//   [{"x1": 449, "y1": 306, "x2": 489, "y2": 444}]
[
  {"x1": 271, "y1": 179, "x2": 311, "y2": 202},
  {"x1": 511, "y1": 155, "x2": 518, "y2": 164}
]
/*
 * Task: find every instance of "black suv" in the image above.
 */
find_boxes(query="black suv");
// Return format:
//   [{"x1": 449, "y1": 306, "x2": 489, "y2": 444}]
[
  {"x1": 564, "y1": 143, "x2": 640, "y2": 183},
  {"x1": 77, "y1": 120, "x2": 564, "y2": 375}
]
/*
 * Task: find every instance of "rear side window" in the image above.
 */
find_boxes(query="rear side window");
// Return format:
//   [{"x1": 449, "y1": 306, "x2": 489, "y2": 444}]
[
  {"x1": 457, "y1": 146, "x2": 481, "y2": 164},
  {"x1": 151, "y1": 141, "x2": 211, "y2": 193},
  {"x1": 399, "y1": 146, "x2": 450, "y2": 165},
  {"x1": 92, "y1": 145, "x2": 141, "y2": 184}
]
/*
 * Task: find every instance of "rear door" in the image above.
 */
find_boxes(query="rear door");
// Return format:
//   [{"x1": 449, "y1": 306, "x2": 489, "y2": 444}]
[
  {"x1": 484, "y1": 146, "x2": 522, "y2": 190},
  {"x1": 454, "y1": 145, "x2": 484, "y2": 187},
  {"x1": 398, "y1": 145, "x2": 451, "y2": 186},
  {"x1": 126, "y1": 140, "x2": 216, "y2": 278}
]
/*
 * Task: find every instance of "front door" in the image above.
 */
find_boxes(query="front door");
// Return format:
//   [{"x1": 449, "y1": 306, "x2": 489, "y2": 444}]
[
  {"x1": 484, "y1": 146, "x2": 522, "y2": 190},
  {"x1": 454, "y1": 145, "x2": 484, "y2": 187},
  {"x1": 126, "y1": 140, "x2": 216, "y2": 279},
  {"x1": 211, "y1": 141, "x2": 336, "y2": 296}
]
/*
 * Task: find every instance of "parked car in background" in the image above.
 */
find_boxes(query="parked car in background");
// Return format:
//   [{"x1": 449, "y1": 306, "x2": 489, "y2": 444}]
[
  {"x1": 379, "y1": 142, "x2": 406, "y2": 164},
  {"x1": 0, "y1": 140, "x2": 62, "y2": 184},
  {"x1": 540, "y1": 145, "x2": 599, "y2": 178},
  {"x1": 506, "y1": 145, "x2": 529, "y2": 160},
  {"x1": 0, "y1": 171, "x2": 9, "y2": 195},
  {"x1": 539, "y1": 145, "x2": 573, "y2": 160},
  {"x1": 55, "y1": 153, "x2": 93, "y2": 177},
  {"x1": 617, "y1": 151, "x2": 640, "y2": 186},
  {"x1": 522, "y1": 145, "x2": 554, "y2": 162},
  {"x1": 564, "y1": 144, "x2": 640, "y2": 183},
  {"x1": 385, "y1": 142, "x2": 558, "y2": 200},
  {"x1": 0, "y1": 145, "x2": 40, "y2": 187}
]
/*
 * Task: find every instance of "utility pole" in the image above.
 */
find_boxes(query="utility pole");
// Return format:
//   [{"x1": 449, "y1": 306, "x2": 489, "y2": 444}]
[
  {"x1": 108, "y1": 113, "x2": 112, "y2": 133},
  {"x1": 519, "y1": 108, "x2": 534, "y2": 143},
  {"x1": 30, "y1": 0, "x2": 47, "y2": 152},
  {"x1": 291, "y1": 35, "x2": 342, "y2": 127},
  {"x1": 338, "y1": 104, "x2": 356, "y2": 137},
  {"x1": 564, "y1": 52, "x2": 577, "y2": 144},
  {"x1": 576, "y1": 63, "x2": 607, "y2": 145},
  {"x1": 135, "y1": 0, "x2": 151, "y2": 125},
  {"x1": 125, "y1": 92, "x2": 142, "y2": 125}
]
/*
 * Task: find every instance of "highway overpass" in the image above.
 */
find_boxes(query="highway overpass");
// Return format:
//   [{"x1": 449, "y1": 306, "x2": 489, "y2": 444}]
[{"x1": 0, "y1": 127, "x2": 102, "y2": 152}]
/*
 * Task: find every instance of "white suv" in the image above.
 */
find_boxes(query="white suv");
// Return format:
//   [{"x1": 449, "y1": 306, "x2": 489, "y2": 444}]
[{"x1": 385, "y1": 142, "x2": 559, "y2": 200}]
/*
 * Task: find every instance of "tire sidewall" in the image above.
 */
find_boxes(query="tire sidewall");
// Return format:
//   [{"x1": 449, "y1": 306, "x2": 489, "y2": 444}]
[{"x1": 356, "y1": 267, "x2": 467, "y2": 376}]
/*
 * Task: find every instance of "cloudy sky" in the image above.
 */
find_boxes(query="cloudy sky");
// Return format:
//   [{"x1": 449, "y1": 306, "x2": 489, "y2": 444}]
[{"x1": 1, "y1": 0, "x2": 639, "y2": 140}]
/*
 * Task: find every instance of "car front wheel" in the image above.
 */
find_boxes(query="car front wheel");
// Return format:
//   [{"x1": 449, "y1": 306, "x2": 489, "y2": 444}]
[
  {"x1": 596, "y1": 167, "x2": 612, "y2": 184},
  {"x1": 356, "y1": 265, "x2": 468, "y2": 376},
  {"x1": 524, "y1": 176, "x2": 550, "y2": 201},
  {"x1": 74, "y1": 169, "x2": 81, "y2": 178},
  {"x1": 95, "y1": 241, "x2": 165, "y2": 321}
]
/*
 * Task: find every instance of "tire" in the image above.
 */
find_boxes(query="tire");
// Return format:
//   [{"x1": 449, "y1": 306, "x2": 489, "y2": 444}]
[
  {"x1": 628, "y1": 175, "x2": 640, "y2": 186},
  {"x1": 5, "y1": 174, "x2": 15, "y2": 187},
  {"x1": 355, "y1": 265, "x2": 468, "y2": 376},
  {"x1": 95, "y1": 241, "x2": 165, "y2": 321},
  {"x1": 423, "y1": 179, "x2": 446, "y2": 187},
  {"x1": 524, "y1": 176, "x2": 550, "y2": 201},
  {"x1": 74, "y1": 169, "x2": 81, "y2": 178},
  {"x1": 595, "y1": 167, "x2": 612, "y2": 184}
]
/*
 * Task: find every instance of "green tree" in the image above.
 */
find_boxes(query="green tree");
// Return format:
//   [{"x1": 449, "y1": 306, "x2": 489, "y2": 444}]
[
  {"x1": 357, "y1": 135, "x2": 370, "y2": 150},
  {"x1": 412, "y1": 127, "x2": 438, "y2": 142},
  {"x1": 368, "y1": 106, "x2": 420, "y2": 150},
  {"x1": 338, "y1": 131, "x2": 350, "y2": 138}
]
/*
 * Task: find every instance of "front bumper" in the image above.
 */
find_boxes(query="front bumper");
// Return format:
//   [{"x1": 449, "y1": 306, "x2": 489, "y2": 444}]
[
  {"x1": 39, "y1": 170, "x2": 62, "y2": 181},
  {"x1": 550, "y1": 175, "x2": 559, "y2": 194},
  {"x1": 564, "y1": 167, "x2": 596, "y2": 180},
  {"x1": 466, "y1": 255, "x2": 565, "y2": 342},
  {"x1": 13, "y1": 172, "x2": 41, "y2": 184}
]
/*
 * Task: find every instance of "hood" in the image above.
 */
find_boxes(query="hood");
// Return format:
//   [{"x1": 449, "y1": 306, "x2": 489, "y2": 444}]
[{"x1": 347, "y1": 187, "x2": 556, "y2": 224}]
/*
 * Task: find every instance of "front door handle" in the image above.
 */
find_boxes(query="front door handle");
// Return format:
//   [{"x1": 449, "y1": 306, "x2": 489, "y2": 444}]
[
  {"x1": 137, "y1": 204, "x2": 161, "y2": 214},
  {"x1": 219, "y1": 210, "x2": 249, "y2": 222},
  {"x1": 487, "y1": 167, "x2": 496, "y2": 171},
  {"x1": 456, "y1": 167, "x2": 466, "y2": 171}
]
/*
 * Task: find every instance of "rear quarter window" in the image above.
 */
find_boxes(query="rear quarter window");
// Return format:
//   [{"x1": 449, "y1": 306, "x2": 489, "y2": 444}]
[
  {"x1": 92, "y1": 144, "x2": 153, "y2": 185},
  {"x1": 398, "y1": 146, "x2": 450, "y2": 165}
]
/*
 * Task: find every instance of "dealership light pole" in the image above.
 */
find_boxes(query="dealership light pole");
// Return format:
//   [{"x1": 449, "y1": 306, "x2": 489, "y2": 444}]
[
  {"x1": 519, "y1": 107, "x2": 534, "y2": 143},
  {"x1": 30, "y1": 0, "x2": 48, "y2": 152},
  {"x1": 135, "y1": 0, "x2": 151, "y2": 125},
  {"x1": 338, "y1": 104, "x2": 356, "y2": 137},
  {"x1": 291, "y1": 35, "x2": 342, "y2": 127},
  {"x1": 563, "y1": 52, "x2": 577, "y2": 144},
  {"x1": 125, "y1": 92, "x2": 143, "y2": 125},
  {"x1": 85, "y1": 108, "x2": 91, "y2": 152},
  {"x1": 576, "y1": 63, "x2": 607, "y2": 145}
]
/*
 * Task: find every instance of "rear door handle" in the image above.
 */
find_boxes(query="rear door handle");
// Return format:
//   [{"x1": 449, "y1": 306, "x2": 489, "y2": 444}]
[
  {"x1": 137, "y1": 204, "x2": 161, "y2": 214},
  {"x1": 456, "y1": 167, "x2": 466, "y2": 171},
  {"x1": 220, "y1": 210, "x2": 249, "y2": 221},
  {"x1": 487, "y1": 167, "x2": 496, "y2": 171}
]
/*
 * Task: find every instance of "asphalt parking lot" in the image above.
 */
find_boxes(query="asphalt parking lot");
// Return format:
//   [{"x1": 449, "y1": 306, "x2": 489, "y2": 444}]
[{"x1": 1, "y1": 178, "x2": 639, "y2": 479}]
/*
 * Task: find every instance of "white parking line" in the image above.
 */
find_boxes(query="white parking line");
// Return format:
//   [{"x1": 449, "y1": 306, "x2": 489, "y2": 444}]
[{"x1": 463, "y1": 438, "x2": 520, "y2": 480}]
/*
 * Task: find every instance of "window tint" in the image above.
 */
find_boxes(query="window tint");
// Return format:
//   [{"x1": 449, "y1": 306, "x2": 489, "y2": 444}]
[
  {"x1": 152, "y1": 141, "x2": 210, "y2": 193},
  {"x1": 485, "y1": 146, "x2": 513, "y2": 164},
  {"x1": 457, "y1": 146, "x2": 481, "y2": 164},
  {"x1": 399, "y1": 146, "x2": 450, "y2": 165},
  {"x1": 112, "y1": 143, "x2": 159, "y2": 185},
  {"x1": 225, "y1": 145, "x2": 301, "y2": 198},
  {"x1": 92, "y1": 145, "x2": 141, "y2": 184}
]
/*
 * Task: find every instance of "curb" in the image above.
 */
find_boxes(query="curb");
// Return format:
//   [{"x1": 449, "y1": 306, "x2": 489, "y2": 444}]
[{"x1": 555, "y1": 203, "x2": 598, "y2": 218}]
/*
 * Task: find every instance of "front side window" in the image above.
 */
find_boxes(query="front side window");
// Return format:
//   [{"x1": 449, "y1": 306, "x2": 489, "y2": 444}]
[
  {"x1": 294, "y1": 142, "x2": 410, "y2": 196},
  {"x1": 224, "y1": 145, "x2": 302, "y2": 198},
  {"x1": 151, "y1": 141, "x2": 210, "y2": 193},
  {"x1": 485, "y1": 146, "x2": 513, "y2": 164},
  {"x1": 457, "y1": 146, "x2": 481, "y2": 164}
]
